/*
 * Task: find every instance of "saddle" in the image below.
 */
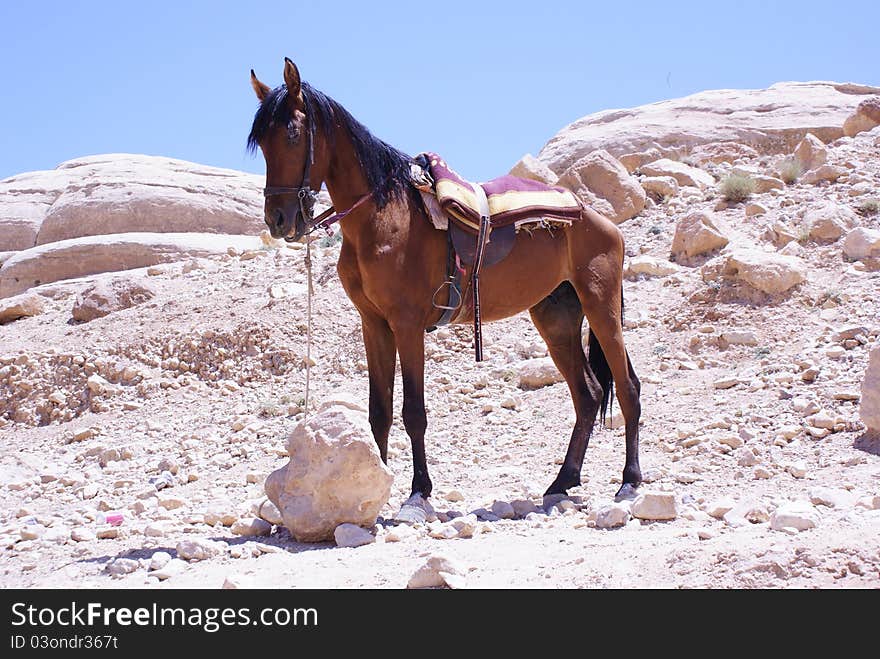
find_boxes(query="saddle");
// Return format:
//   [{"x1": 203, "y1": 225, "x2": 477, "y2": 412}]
[{"x1": 414, "y1": 153, "x2": 582, "y2": 361}]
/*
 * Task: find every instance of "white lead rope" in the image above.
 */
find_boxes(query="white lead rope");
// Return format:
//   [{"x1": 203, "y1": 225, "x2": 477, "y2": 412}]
[{"x1": 304, "y1": 238, "x2": 313, "y2": 420}]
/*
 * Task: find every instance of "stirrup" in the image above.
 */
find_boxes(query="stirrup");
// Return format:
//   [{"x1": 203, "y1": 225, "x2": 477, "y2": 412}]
[{"x1": 431, "y1": 278, "x2": 461, "y2": 311}]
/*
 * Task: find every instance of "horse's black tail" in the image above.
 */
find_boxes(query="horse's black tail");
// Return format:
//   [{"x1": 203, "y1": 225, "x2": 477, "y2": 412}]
[{"x1": 587, "y1": 291, "x2": 624, "y2": 425}]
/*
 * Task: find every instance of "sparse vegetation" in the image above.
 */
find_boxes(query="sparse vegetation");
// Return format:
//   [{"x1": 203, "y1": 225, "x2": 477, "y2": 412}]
[
  {"x1": 719, "y1": 173, "x2": 757, "y2": 203},
  {"x1": 779, "y1": 158, "x2": 803, "y2": 185},
  {"x1": 319, "y1": 231, "x2": 343, "y2": 247},
  {"x1": 857, "y1": 197, "x2": 880, "y2": 216}
]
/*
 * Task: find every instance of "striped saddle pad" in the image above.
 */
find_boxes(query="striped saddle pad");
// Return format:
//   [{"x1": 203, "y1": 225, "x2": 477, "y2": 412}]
[{"x1": 416, "y1": 152, "x2": 582, "y2": 233}]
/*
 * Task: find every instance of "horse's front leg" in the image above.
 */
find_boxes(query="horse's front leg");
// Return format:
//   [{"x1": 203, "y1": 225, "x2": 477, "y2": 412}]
[
  {"x1": 393, "y1": 325, "x2": 432, "y2": 498},
  {"x1": 360, "y1": 311, "x2": 396, "y2": 462}
]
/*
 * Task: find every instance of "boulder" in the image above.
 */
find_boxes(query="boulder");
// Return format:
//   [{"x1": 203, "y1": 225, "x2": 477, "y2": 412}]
[
  {"x1": 861, "y1": 345, "x2": 880, "y2": 433},
  {"x1": 538, "y1": 82, "x2": 878, "y2": 174},
  {"x1": 671, "y1": 211, "x2": 729, "y2": 258},
  {"x1": 722, "y1": 249, "x2": 807, "y2": 294},
  {"x1": 264, "y1": 405, "x2": 394, "y2": 543},
  {"x1": 0, "y1": 292, "x2": 46, "y2": 324},
  {"x1": 71, "y1": 277, "x2": 156, "y2": 322},
  {"x1": 556, "y1": 150, "x2": 646, "y2": 224},
  {"x1": 618, "y1": 148, "x2": 663, "y2": 173},
  {"x1": 804, "y1": 202, "x2": 859, "y2": 243},
  {"x1": 843, "y1": 227, "x2": 880, "y2": 260},
  {"x1": 793, "y1": 133, "x2": 827, "y2": 171},
  {"x1": 631, "y1": 492, "x2": 677, "y2": 520},
  {"x1": 640, "y1": 176, "x2": 679, "y2": 199},
  {"x1": 34, "y1": 154, "x2": 265, "y2": 245},
  {"x1": 0, "y1": 232, "x2": 262, "y2": 298},
  {"x1": 801, "y1": 164, "x2": 847, "y2": 185},
  {"x1": 843, "y1": 97, "x2": 880, "y2": 137},
  {"x1": 517, "y1": 357, "x2": 565, "y2": 389},
  {"x1": 509, "y1": 154, "x2": 558, "y2": 184},
  {"x1": 639, "y1": 159, "x2": 715, "y2": 190}
]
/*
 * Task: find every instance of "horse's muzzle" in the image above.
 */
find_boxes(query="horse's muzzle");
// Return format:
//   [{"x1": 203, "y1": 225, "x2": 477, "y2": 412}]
[{"x1": 265, "y1": 205, "x2": 305, "y2": 242}]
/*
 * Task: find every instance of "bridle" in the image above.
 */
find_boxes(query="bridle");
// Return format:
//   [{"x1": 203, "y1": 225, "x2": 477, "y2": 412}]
[{"x1": 262, "y1": 97, "x2": 371, "y2": 242}]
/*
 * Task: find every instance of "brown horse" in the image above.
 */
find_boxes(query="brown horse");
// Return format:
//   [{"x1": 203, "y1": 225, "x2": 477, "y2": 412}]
[{"x1": 248, "y1": 58, "x2": 642, "y2": 503}]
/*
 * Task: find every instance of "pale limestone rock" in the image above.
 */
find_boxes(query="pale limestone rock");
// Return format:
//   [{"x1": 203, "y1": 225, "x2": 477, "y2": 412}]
[
  {"x1": 538, "y1": 82, "x2": 874, "y2": 174},
  {"x1": 843, "y1": 97, "x2": 880, "y2": 137},
  {"x1": 793, "y1": 133, "x2": 827, "y2": 170},
  {"x1": 106, "y1": 558, "x2": 140, "y2": 576},
  {"x1": 333, "y1": 523, "x2": 376, "y2": 548},
  {"x1": 556, "y1": 150, "x2": 645, "y2": 224},
  {"x1": 0, "y1": 232, "x2": 262, "y2": 297},
  {"x1": 720, "y1": 329, "x2": 758, "y2": 346},
  {"x1": 595, "y1": 503, "x2": 630, "y2": 528},
  {"x1": 631, "y1": 492, "x2": 677, "y2": 520},
  {"x1": 71, "y1": 277, "x2": 156, "y2": 322},
  {"x1": 753, "y1": 175, "x2": 786, "y2": 193},
  {"x1": 509, "y1": 153, "x2": 558, "y2": 184},
  {"x1": 231, "y1": 517, "x2": 272, "y2": 537},
  {"x1": 861, "y1": 345, "x2": 880, "y2": 433},
  {"x1": 265, "y1": 405, "x2": 393, "y2": 542},
  {"x1": 689, "y1": 142, "x2": 759, "y2": 165},
  {"x1": 640, "y1": 176, "x2": 679, "y2": 199},
  {"x1": 0, "y1": 292, "x2": 45, "y2": 324},
  {"x1": 671, "y1": 211, "x2": 729, "y2": 258},
  {"x1": 257, "y1": 499, "x2": 284, "y2": 526},
  {"x1": 843, "y1": 227, "x2": 880, "y2": 260},
  {"x1": 809, "y1": 487, "x2": 856, "y2": 508},
  {"x1": 625, "y1": 255, "x2": 680, "y2": 278},
  {"x1": 517, "y1": 357, "x2": 564, "y2": 389},
  {"x1": 745, "y1": 203, "x2": 767, "y2": 217},
  {"x1": 770, "y1": 501, "x2": 819, "y2": 532},
  {"x1": 176, "y1": 538, "x2": 225, "y2": 561},
  {"x1": 722, "y1": 249, "x2": 807, "y2": 294},
  {"x1": 640, "y1": 158, "x2": 715, "y2": 190},
  {"x1": 705, "y1": 497, "x2": 737, "y2": 519},
  {"x1": 801, "y1": 165, "x2": 846, "y2": 185},
  {"x1": 407, "y1": 555, "x2": 468, "y2": 589},
  {"x1": 805, "y1": 203, "x2": 859, "y2": 243}
]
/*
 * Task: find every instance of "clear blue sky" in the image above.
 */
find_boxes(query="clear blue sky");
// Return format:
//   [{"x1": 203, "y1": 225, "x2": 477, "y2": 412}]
[{"x1": 1, "y1": 1, "x2": 878, "y2": 182}]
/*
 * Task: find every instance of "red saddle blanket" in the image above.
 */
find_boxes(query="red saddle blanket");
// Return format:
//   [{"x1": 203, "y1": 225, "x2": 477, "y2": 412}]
[{"x1": 418, "y1": 152, "x2": 582, "y2": 233}]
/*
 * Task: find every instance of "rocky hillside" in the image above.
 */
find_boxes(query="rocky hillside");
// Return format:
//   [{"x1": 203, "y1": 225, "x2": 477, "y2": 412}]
[{"x1": 0, "y1": 83, "x2": 879, "y2": 589}]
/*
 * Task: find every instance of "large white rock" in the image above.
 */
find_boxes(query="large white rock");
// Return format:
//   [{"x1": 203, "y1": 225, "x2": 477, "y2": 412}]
[
  {"x1": 538, "y1": 82, "x2": 879, "y2": 174},
  {"x1": 793, "y1": 133, "x2": 827, "y2": 171},
  {"x1": 722, "y1": 249, "x2": 807, "y2": 294},
  {"x1": 556, "y1": 150, "x2": 645, "y2": 224},
  {"x1": 0, "y1": 292, "x2": 46, "y2": 324},
  {"x1": 843, "y1": 97, "x2": 880, "y2": 137},
  {"x1": 861, "y1": 345, "x2": 880, "y2": 433},
  {"x1": 264, "y1": 405, "x2": 394, "y2": 543},
  {"x1": 517, "y1": 357, "x2": 565, "y2": 389},
  {"x1": 0, "y1": 232, "x2": 262, "y2": 298},
  {"x1": 770, "y1": 501, "x2": 819, "y2": 532},
  {"x1": 805, "y1": 202, "x2": 859, "y2": 243},
  {"x1": 689, "y1": 142, "x2": 759, "y2": 165},
  {"x1": 71, "y1": 276, "x2": 156, "y2": 322},
  {"x1": 625, "y1": 255, "x2": 680, "y2": 278},
  {"x1": 509, "y1": 153, "x2": 558, "y2": 184},
  {"x1": 639, "y1": 159, "x2": 715, "y2": 190},
  {"x1": 843, "y1": 227, "x2": 880, "y2": 260},
  {"x1": 671, "y1": 211, "x2": 729, "y2": 258},
  {"x1": 0, "y1": 169, "x2": 70, "y2": 251},
  {"x1": 631, "y1": 491, "x2": 677, "y2": 520}
]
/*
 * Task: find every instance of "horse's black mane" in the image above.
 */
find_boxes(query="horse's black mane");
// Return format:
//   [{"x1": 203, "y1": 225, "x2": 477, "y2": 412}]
[{"x1": 247, "y1": 82, "x2": 416, "y2": 210}]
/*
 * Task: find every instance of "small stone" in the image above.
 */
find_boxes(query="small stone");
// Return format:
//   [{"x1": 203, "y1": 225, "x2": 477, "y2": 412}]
[
  {"x1": 106, "y1": 558, "x2": 140, "y2": 577},
  {"x1": 257, "y1": 499, "x2": 284, "y2": 526},
  {"x1": 151, "y1": 558, "x2": 188, "y2": 581},
  {"x1": 407, "y1": 554, "x2": 468, "y2": 589},
  {"x1": 176, "y1": 538, "x2": 225, "y2": 561},
  {"x1": 697, "y1": 528, "x2": 716, "y2": 540},
  {"x1": 754, "y1": 467, "x2": 772, "y2": 479},
  {"x1": 490, "y1": 500, "x2": 515, "y2": 520},
  {"x1": 159, "y1": 497, "x2": 185, "y2": 511},
  {"x1": 149, "y1": 551, "x2": 172, "y2": 570},
  {"x1": 69, "y1": 527, "x2": 94, "y2": 543},
  {"x1": 222, "y1": 577, "x2": 241, "y2": 590},
  {"x1": 510, "y1": 499, "x2": 540, "y2": 518},
  {"x1": 705, "y1": 497, "x2": 736, "y2": 519},
  {"x1": 770, "y1": 501, "x2": 819, "y2": 532},
  {"x1": 631, "y1": 491, "x2": 677, "y2": 520},
  {"x1": 714, "y1": 377, "x2": 739, "y2": 390},
  {"x1": 825, "y1": 346, "x2": 846, "y2": 359},
  {"x1": 333, "y1": 523, "x2": 376, "y2": 548},
  {"x1": 443, "y1": 490, "x2": 465, "y2": 503},
  {"x1": 144, "y1": 522, "x2": 171, "y2": 538},
  {"x1": 785, "y1": 462, "x2": 808, "y2": 479},
  {"x1": 595, "y1": 503, "x2": 630, "y2": 528},
  {"x1": 20, "y1": 525, "x2": 46, "y2": 541},
  {"x1": 745, "y1": 202, "x2": 767, "y2": 217},
  {"x1": 718, "y1": 435, "x2": 744, "y2": 449},
  {"x1": 720, "y1": 330, "x2": 759, "y2": 346},
  {"x1": 736, "y1": 447, "x2": 759, "y2": 466},
  {"x1": 231, "y1": 517, "x2": 272, "y2": 537}
]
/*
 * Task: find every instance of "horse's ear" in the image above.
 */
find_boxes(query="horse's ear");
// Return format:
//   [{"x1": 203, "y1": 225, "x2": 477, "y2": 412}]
[
  {"x1": 283, "y1": 57, "x2": 304, "y2": 108},
  {"x1": 250, "y1": 69, "x2": 271, "y2": 102}
]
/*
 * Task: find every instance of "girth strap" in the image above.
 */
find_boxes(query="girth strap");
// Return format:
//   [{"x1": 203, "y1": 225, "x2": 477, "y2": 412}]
[{"x1": 471, "y1": 184, "x2": 491, "y2": 362}]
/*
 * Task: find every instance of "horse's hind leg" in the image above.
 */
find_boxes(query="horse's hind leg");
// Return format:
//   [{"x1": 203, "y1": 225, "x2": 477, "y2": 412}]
[
  {"x1": 572, "y1": 258, "x2": 642, "y2": 499},
  {"x1": 529, "y1": 282, "x2": 603, "y2": 496}
]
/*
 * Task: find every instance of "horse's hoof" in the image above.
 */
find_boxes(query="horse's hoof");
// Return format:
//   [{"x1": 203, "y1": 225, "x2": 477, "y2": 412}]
[
  {"x1": 394, "y1": 493, "x2": 436, "y2": 525},
  {"x1": 614, "y1": 482, "x2": 639, "y2": 502}
]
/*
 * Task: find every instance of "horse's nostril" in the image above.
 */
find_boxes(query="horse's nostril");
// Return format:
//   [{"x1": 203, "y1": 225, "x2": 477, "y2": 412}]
[{"x1": 275, "y1": 209, "x2": 285, "y2": 229}]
